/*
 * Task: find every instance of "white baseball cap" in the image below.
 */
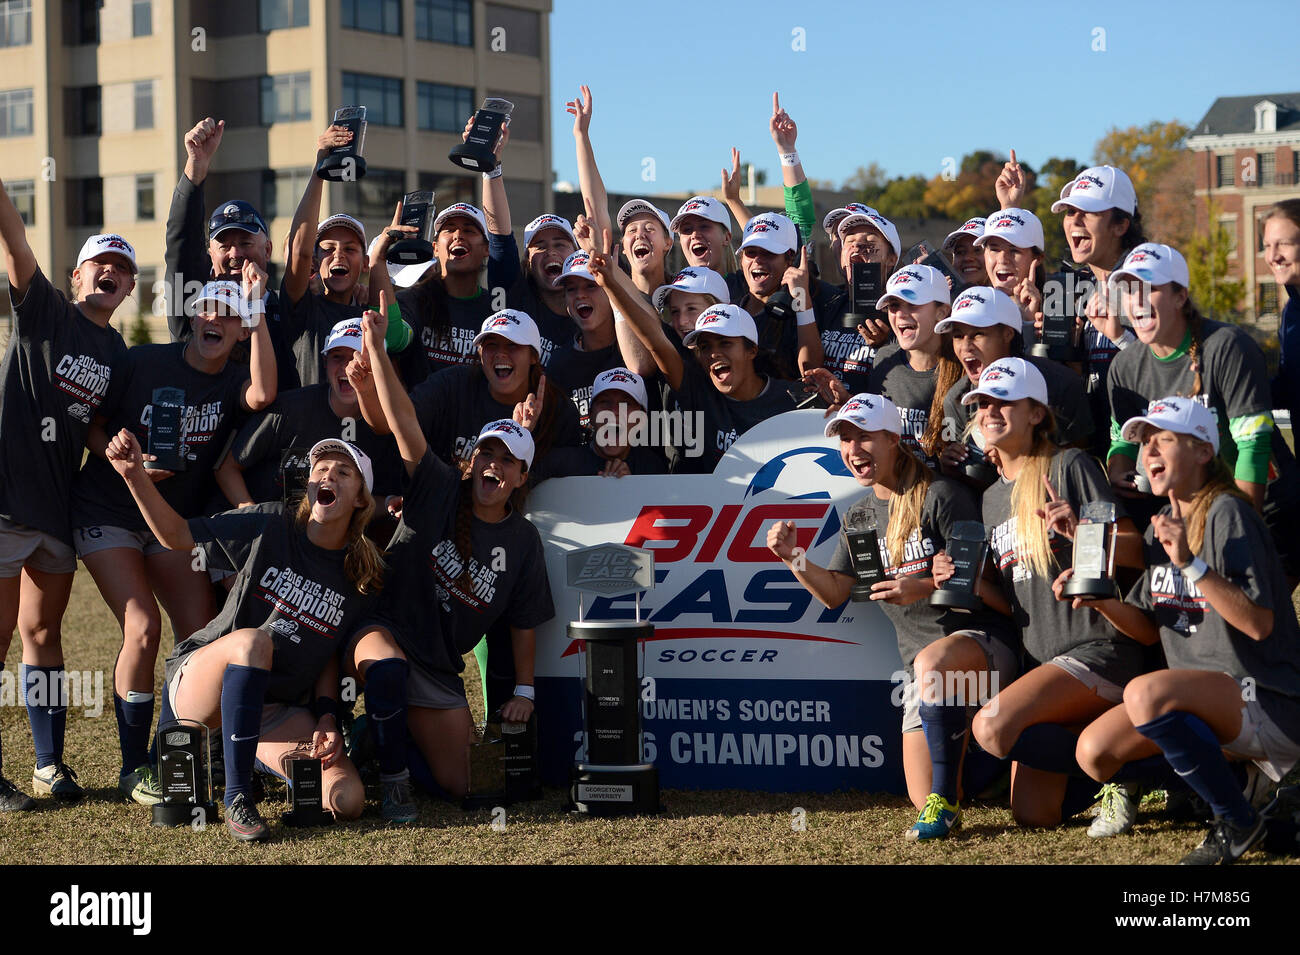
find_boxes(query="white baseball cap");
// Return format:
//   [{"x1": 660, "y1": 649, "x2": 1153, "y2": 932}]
[
  {"x1": 433, "y1": 202, "x2": 488, "y2": 237},
  {"x1": 652, "y1": 266, "x2": 731, "y2": 311},
  {"x1": 670, "y1": 196, "x2": 732, "y2": 233},
  {"x1": 473, "y1": 418, "x2": 535, "y2": 470},
  {"x1": 935, "y1": 286, "x2": 1021, "y2": 334},
  {"x1": 77, "y1": 233, "x2": 138, "y2": 273},
  {"x1": 943, "y1": 217, "x2": 986, "y2": 250},
  {"x1": 824, "y1": 393, "x2": 902, "y2": 438},
  {"x1": 316, "y1": 213, "x2": 366, "y2": 246},
  {"x1": 1051, "y1": 165, "x2": 1138, "y2": 215},
  {"x1": 682, "y1": 303, "x2": 758, "y2": 348},
  {"x1": 322, "y1": 318, "x2": 364, "y2": 355},
  {"x1": 823, "y1": 203, "x2": 877, "y2": 238},
  {"x1": 961, "y1": 357, "x2": 1049, "y2": 407},
  {"x1": 471, "y1": 309, "x2": 542, "y2": 356},
  {"x1": 1120, "y1": 395, "x2": 1219, "y2": 453},
  {"x1": 188, "y1": 280, "x2": 245, "y2": 318},
  {"x1": 974, "y1": 208, "x2": 1045, "y2": 251},
  {"x1": 838, "y1": 211, "x2": 901, "y2": 258},
  {"x1": 524, "y1": 214, "x2": 577, "y2": 247},
  {"x1": 1108, "y1": 242, "x2": 1190, "y2": 290},
  {"x1": 617, "y1": 199, "x2": 672, "y2": 234},
  {"x1": 874, "y1": 264, "x2": 951, "y2": 310},
  {"x1": 555, "y1": 249, "x2": 596, "y2": 287},
  {"x1": 366, "y1": 235, "x2": 435, "y2": 287},
  {"x1": 738, "y1": 212, "x2": 798, "y2": 256},
  {"x1": 308, "y1": 439, "x2": 374, "y2": 492},
  {"x1": 591, "y1": 367, "x2": 649, "y2": 410}
]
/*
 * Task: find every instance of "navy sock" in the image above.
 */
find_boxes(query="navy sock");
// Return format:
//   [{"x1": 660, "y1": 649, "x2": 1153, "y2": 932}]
[
  {"x1": 406, "y1": 739, "x2": 453, "y2": 802},
  {"x1": 1135, "y1": 711, "x2": 1254, "y2": 829},
  {"x1": 219, "y1": 664, "x2": 269, "y2": 807},
  {"x1": 1009, "y1": 723, "x2": 1085, "y2": 777},
  {"x1": 363, "y1": 659, "x2": 410, "y2": 776},
  {"x1": 918, "y1": 701, "x2": 968, "y2": 803},
  {"x1": 1062, "y1": 774, "x2": 1101, "y2": 819},
  {"x1": 22, "y1": 664, "x2": 66, "y2": 769},
  {"x1": 961, "y1": 745, "x2": 1008, "y2": 798},
  {"x1": 1111, "y1": 753, "x2": 1187, "y2": 792},
  {"x1": 115, "y1": 692, "x2": 154, "y2": 774}
]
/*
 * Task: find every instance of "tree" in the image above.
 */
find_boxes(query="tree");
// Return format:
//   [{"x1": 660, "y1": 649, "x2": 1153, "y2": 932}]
[
  {"x1": 1093, "y1": 120, "x2": 1191, "y2": 242},
  {"x1": 1185, "y1": 200, "x2": 1244, "y2": 322},
  {"x1": 1026, "y1": 156, "x2": 1084, "y2": 265},
  {"x1": 843, "y1": 163, "x2": 888, "y2": 203},
  {"x1": 871, "y1": 175, "x2": 930, "y2": 222},
  {"x1": 924, "y1": 151, "x2": 1010, "y2": 223},
  {"x1": 128, "y1": 313, "x2": 151, "y2": 346}
]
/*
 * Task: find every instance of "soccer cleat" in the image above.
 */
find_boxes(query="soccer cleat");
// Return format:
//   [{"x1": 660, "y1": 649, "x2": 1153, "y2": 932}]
[
  {"x1": 1178, "y1": 814, "x2": 1267, "y2": 865},
  {"x1": 224, "y1": 792, "x2": 270, "y2": 843},
  {"x1": 1088, "y1": 782, "x2": 1140, "y2": 838},
  {"x1": 381, "y1": 772, "x2": 418, "y2": 825},
  {"x1": 119, "y1": 764, "x2": 164, "y2": 806},
  {"x1": 0, "y1": 775, "x2": 36, "y2": 811},
  {"x1": 31, "y1": 762, "x2": 85, "y2": 802},
  {"x1": 906, "y1": 793, "x2": 961, "y2": 841}
]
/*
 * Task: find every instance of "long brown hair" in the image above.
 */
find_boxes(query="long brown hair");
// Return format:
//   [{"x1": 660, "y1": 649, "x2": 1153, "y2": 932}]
[
  {"x1": 1172, "y1": 290, "x2": 1209, "y2": 398},
  {"x1": 922, "y1": 332, "x2": 964, "y2": 458},
  {"x1": 293, "y1": 484, "x2": 386, "y2": 595},
  {"x1": 1185, "y1": 451, "x2": 1250, "y2": 555},
  {"x1": 885, "y1": 439, "x2": 934, "y2": 567}
]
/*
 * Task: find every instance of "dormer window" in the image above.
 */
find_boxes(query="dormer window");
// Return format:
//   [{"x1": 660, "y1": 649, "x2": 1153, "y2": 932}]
[{"x1": 1255, "y1": 100, "x2": 1278, "y2": 133}]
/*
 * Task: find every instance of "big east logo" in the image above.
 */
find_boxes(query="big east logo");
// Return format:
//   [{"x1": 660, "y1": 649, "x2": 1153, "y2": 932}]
[{"x1": 983, "y1": 364, "x2": 1015, "y2": 381}]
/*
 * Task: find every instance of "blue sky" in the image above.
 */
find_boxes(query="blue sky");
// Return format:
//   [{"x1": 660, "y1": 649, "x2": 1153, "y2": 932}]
[{"x1": 548, "y1": 0, "x2": 1298, "y2": 195}]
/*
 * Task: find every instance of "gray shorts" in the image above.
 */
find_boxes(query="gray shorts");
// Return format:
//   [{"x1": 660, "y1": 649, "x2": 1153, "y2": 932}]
[
  {"x1": 74, "y1": 523, "x2": 168, "y2": 558},
  {"x1": 0, "y1": 516, "x2": 76, "y2": 576},
  {"x1": 902, "y1": 630, "x2": 1020, "y2": 733},
  {"x1": 1047, "y1": 654, "x2": 1125, "y2": 703},
  {"x1": 407, "y1": 660, "x2": 469, "y2": 710},
  {"x1": 166, "y1": 653, "x2": 304, "y2": 739},
  {"x1": 1225, "y1": 681, "x2": 1300, "y2": 783}
]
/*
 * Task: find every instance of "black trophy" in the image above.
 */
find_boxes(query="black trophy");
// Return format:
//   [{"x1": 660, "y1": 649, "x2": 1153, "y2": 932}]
[
  {"x1": 843, "y1": 500, "x2": 887, "y2": 601},
  {"x1": 281, "y1": 748, "x2": 333, "y2": 827},
  {"x1": 961, "y1": 440, "x2": 999, "y2": 488},
  {"x1": 1063, "y1": 501, "x2": 1119, "y2": 600},
  {"x1": 316, "y1": 106, "x2": 368, "y2": 181},
  {"x1": 387, "y1": 190, "x2": 436, "y2": 265},
  {"x1": 565, "y1": 543, "x2": 659, "y2": 816},
  {"x1": 1032, "y1": 274, "x2": 1083, "y2": 361},
  {"x1": 841, "y1": 261, "x2": 885, "y2": 330},
  {"x1": 764, "y1": 287, "x2": 795, "y2": 322},
  {"x1": 930, "y1": 520, "x2": 989, "y2": 612},
  {"x1": 904, "y1": 240, "x2": 969, "y2": 297},
  {"x1": 464, "y1": 710, "x2": 541, "y2": 811},
  {"x1": 146, "y1": 386, "x2": 186, "y2": 472},
  {"x1": 448, "y1": 98, "x2": 514, "y2": 172},
  {"x1": 280, "y1": 445, "x2": 310, "y2": 510},
  {"x1": 151, "y1": 720, "x2": 217, "y2": 828}
]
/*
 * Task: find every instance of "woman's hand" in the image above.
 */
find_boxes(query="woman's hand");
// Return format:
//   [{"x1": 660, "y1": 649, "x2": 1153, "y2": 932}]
[
  {"x1": 361, "y1": 290, "x2": 389, "y2": 351},
  {"x1": 599, "y1": 458, "x2": 631, "y2": 478},
  {"x1": 931, "y1": 549, "x2": 956, "y2": 587},
  {"x1": 782, "y1": 246, "x2": 812, "y2": 310},
  {"x1": 513, "y1": 376, "x2": 547, "y2": 432},
  {"x1": 722, "y1": 147, "x2": 743, "y2": 203},
  {"x1": 1152, "y1": 494, "x2": 1193, "y2": 567},
  {"x1": 312, "y1": 715, "x2": 343, "y2": 770},
  {"x1": 995, "y1": 148, "x2": 1027, "y2": 209},
  {"x1": 1015, "y1": 260, "x2": 1043, "y2": 329},
  {"x1": 939, "y1": 441, "x2": 969, "y2": 471},
  {"x1": 241, "y1": 259, "x2": 267, "y2": 306},
  {"x1": 501, "y1": 695, "x2": 534, "y2": 723},
  {"x1": 869, "y1": 575, "x2": 932, "y2": 606},
  {"x1": 106, "y1": 428, "x2": 147, "y2": 481},
  {"x1": 316, "y1": 124, "x2": 353, "y2": 156},
  {"x1": 1036, "y1": 475, "x2": 1078, "y2": 540},
  {"x1": 1083, "y1": 283, "x2": 1125, "y2": 344},
  {"x1": 856, "y1": 318, "x2": 891, "y2": 347},
  {"x1": 565, "y1": 84, "x2": 593, "y2": 139},
  {"x1": 801, "y1": 367, "x2": 848, "y2": 415},
  {"x1": 766, "y1": 520, "x2": 802, "y2": 563},
  {"x1": 769, "y1": 92, "x2": 797, "y2": 152}
]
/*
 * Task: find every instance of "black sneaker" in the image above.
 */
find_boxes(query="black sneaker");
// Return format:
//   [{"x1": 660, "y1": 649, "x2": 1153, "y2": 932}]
[
  {"x1": 224, "y1": 792, "x2": 270, "y2": 843},
  {"x1": 0, "y1": 775, "x2": 36, "y2": 811},
  {"x1": 1179, "y1": 814, "x2": 1267, "y2": 865}
]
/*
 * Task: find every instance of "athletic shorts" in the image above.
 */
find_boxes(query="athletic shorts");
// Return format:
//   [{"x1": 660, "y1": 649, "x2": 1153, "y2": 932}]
[
  {"x1": 1047, "y1": 653, "x2": 1126, "y2": 703},
  {"x1": 407, "y1": 660, "x2": 469, "y2": 710},
  {"x1": 0, "y1": 516, "x2": 76, "y2": 576},
  {"x1": 166, "y1": 652, "x2": 305, "y2": 740},
  {"x1": 901, "y1": 629, "x2": 1020, "y2": 733},
  {"x1": 1226, "y1": 681, "x2": 1300, "y2": 783},
  {"x1": 74, "y1": 523, "x2": 167, "y2": 558}
]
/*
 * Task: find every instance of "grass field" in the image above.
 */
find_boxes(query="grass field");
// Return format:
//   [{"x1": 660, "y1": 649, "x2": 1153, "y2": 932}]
[{"x1": 0, "y1": 568, "x2": 1297, "y2": 865}]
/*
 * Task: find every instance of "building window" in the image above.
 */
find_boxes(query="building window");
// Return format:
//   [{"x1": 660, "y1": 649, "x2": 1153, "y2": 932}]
[
  {"x1": 0, "y1": 0, "x2": 31, "y2": 47},
  {"x1": 136, "y1": 174, "x2": 155, "y2": 221},
  {"x1": 1259, "y1": 152, "x2": 1276, "y2": 188},
  {"x1": 343, "y1": 0, "x2": 400, "y2": 34},
  {"x1": 64, "y1": 0, "x2": 98, "y2": 45},
  {"x1": 261, "y1": 166, "x2": 312, "y2": 220},
  {"x1": 134, "y1": 80, "x2": 154, "y2": 130},
  {"x1": 134, "y1": 266, "x2": 156, "y2": 314},
  {"x1": 485, "y1": 5, "x2": 540, "y2": 57},
  {"x1": 132, "y1": 0, "x2": 151, "y2": 37},
  {"x1": 488, "y1": 90, "x2": 539, "y2": 142},
  {"x1": 0, "y1": 87, "x2": 32, "y2": 137},
  {"x1": 9, "y1": 178, "x2": 33, "y2": 225},
  {"x1": 66, "y1": 85, "x2": 101, "y2": 136},
  {"x1": 417, "y1": 172, "x2": 476, "y2": 210},
  {"x1": 67, "y1": 177, "x2": 104, "y2": 227},
  {"x1": 341, "y1": 73, "x2": 402, "y2": 127},
  {"x1": 334, "y1": 167, "x2": 405, "y2": 222},
  {"x1": 259, "y1": 0, "x2": 308, "y2": 31},
  {"x1": 1258, "y1": 282, "x2": 1279, "y2": 317},
  {"x1": 416, "y1": 0, "x2": 472, "y2": 45},
  {"x1": 417, "y1": 82, "x2": 473, "y2": 134},
  {"x1": 260, "y1": 73, "x2": 311, "y2": 125},
  {"x1": 1216, "y1": 154, "x2": 1235, "y2": 188}
]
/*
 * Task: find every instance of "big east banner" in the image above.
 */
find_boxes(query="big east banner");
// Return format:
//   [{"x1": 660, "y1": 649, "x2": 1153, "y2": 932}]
[{"x1": 527, "y1": 410, "x2": 907, "y2": 793}]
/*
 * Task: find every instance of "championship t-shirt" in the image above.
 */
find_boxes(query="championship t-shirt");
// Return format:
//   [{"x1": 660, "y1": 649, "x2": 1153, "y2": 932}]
[
  {"x1": 0, "y1": 268, "x2": 128, "y2": 542},
  {"x1": 280, "y1": 281, "x2": 361, "y2": 389},
  {"x1": 395, "y1": 279, "x2": 494, "y2": 386},
  {"x1": 818, "y1": 287, "x2": 889, "y2": 395},
  {"x1": 546, "y1": 337, "x2": 625, "y2": 429},
  {"x1": 504, "y1": 273, "x2": 571, "y2": 369}
]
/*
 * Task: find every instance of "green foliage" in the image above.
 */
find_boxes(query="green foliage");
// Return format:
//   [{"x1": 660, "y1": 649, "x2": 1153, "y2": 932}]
[
  {"x1": 128, "y1": 312, "x2": 152, "y2": 346},
  {"x1": 1186, "y1": 201, "x2": 1245, "y2": 322},
  {"x1": 1027, "y1": 157, "x2": 1085, "y2": 265}
]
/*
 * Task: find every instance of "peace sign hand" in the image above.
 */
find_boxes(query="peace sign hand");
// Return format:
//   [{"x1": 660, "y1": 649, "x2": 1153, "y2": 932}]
[{"x1": 722, "y1": 147, "x2": 743, "y2": 203}]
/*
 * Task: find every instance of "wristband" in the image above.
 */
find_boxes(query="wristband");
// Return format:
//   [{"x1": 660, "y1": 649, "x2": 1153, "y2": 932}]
[
  {"x1": 1111, "y1": 328, "x2": 1137, "y2": 350},
  {"x1": 512, "y1": 684, "x2": 535, "y2": 701},
  {"x1": 484, "y1": 166, "x2": 503, "y2": 180},
  {"x1": 779, "y1": 151, "x2": 800, "y2": 167},
  {"x1": 384, "y1": 303, "x2": 412, "y2": 352},
  {"x1": 795, "y1": 307, "x2": 816, "y2": 327},
  {"x1": 312, "y1": 696, "x2": 339, "y2": 721},
  {"x1": 1180, "y1": 556, "x2": 1209, "y2": 583},
  {"x1": 612, "y1": 305, "x2": 626, "y2": 324},
  {"x1": 244, "y1": 296, "x2": 266, "y2": 315}
]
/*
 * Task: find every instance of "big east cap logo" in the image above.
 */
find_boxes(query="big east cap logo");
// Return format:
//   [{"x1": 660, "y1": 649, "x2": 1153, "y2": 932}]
[
  {"x1": 1074, "y1": 174, "x2": 1105, "y2": 192},
  {"x1": 683, "y1": 198, "x2": 710, "y2": 212},
  {"x1": 491, "y1": 419, "x2": 526, "y2": 440},
  {"x1": 486, "y1": 311, "x2": 524, "y2": 331},
  {"x1": 602, "y1": 370, "x2": 637, "y2": 386},
  {"x1": 843, "y1": 397, "x2": 874, "y2": 413},
  {"x1": 674, "y1": 269, "x2": 698, "y2": 282},
  {"x1": 1148, "y1": 398, "x2": 1179, "y2": 415},
  {"x1": 698, "y1": 306, "x2": 729, "y2": 325},
  {"x1": 954, "y1": 290, "x2": 987, "y2": 311},
  {"x1": 103, "y1": 234, "x2": 132, "y2": 252},
  {"x1": 747, "y1": 217, "x2": 779, "y2": 234},
  {"x1": 983, "y1": 363, "x2": 1016, "y2": 382},
  {"x1": 846, "y1": 203, "x2": 872, "y2": 215},
  {"x1": 446, "y1": 203, "x2": 476, "y2": 214}
]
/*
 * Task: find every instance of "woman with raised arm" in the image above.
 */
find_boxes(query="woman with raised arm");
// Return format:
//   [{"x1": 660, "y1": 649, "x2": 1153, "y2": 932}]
[
  {"x1": 106, "y1": 428, "x2": 383, "y2": 841},
  {"x1": 1072, "y1": 396, "x2": 1300, "y2": 863}
]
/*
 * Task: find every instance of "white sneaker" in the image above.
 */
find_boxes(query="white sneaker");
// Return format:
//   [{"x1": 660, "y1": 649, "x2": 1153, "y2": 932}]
[{"x1": 1088, "y1": 782, "x2": 1139, "y2": 838}]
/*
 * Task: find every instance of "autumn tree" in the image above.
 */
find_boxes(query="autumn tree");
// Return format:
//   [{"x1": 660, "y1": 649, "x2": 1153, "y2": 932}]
[
  {"x1": 1093, "y1": 120, "x2": 1193, "y2": 244},
  {"x1": 1186, "y1": 199, "x2": 1245, "y2": 322}
]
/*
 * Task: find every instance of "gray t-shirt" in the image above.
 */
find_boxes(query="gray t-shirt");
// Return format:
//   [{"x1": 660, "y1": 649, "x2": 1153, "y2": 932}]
[
  {"x1": 866, "y1": 342, "x2": 939, "y2": 466},
  {"x1": 827, "y1": 476, "x2": 1016, "y2": 671},
  {"x1": 983, "y1": 447, "x2": 1145, "y2": 683},
  {"x1": 944, "y1": 354, "x2": 1093, "y2": 449}
]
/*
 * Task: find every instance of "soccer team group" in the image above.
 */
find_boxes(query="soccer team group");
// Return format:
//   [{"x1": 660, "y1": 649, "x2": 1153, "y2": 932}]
[{"x1": 2, "y1": 85, "x2": 1300, "y2": 865}]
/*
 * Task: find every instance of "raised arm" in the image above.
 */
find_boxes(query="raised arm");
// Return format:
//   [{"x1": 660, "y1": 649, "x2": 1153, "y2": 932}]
[
  {"x1": 361, "y1": 292, "x2": 426, "y2": 475},
  {"x1": 284, "y1": 125, "x2": 351, "y2": 305},
  {"x1": 166, "y1": 118, "x2": 225, "y2": 339},
  {"x1": 767, "y1": 520, "x2": 853, "y2": 608},
  {"x1": 105, "y1": 429, "x2": 195, "y2": 551},
  {"x1": 770, "y1": 93, "x2": 816, "y2": 251},
  {"x1": 240, "y1": 261, "x2": 277, "y2": 411},
  {"x1": 588, "y1": 229, "x2": 681, "y2": 388},
  {"x1": 0, "y1": 176, "x2": 38, "y2": 298},
  {"x1": 567, "y1": 86, "x2": 612, "y2": 241},
  {"x1": 474, "y1": 115, "x2": 513, "y2": 236},
  {"x1": 721, "y1": 147, "x2": 755, "y2": 231}
]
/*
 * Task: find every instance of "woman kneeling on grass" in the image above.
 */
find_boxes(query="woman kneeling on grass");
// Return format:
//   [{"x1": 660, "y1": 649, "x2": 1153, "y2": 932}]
[
  {"x1": 1071, "y1": 396, "x2": 1300, "y2": 864},
  {"x1": 107, "y1": 430, "x2": 384, "y2": 842}
]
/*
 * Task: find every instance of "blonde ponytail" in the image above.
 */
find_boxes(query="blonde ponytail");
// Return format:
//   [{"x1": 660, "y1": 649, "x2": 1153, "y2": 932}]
[{"x1": 885, "y1": 445, "x2": 934, "y2": 569}]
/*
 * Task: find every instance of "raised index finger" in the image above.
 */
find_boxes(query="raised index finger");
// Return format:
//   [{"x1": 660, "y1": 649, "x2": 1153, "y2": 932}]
[
  {"x1": 1168, "y1": 492, "x2": 1183, "y2": 520},
  {"x1": 1042, "y1": 474, "x2": 1061, "y2": 503},
  {"x1": 772, "y1": 91, "x2": 780, "y2": 115},
  {"x1": 1009, "y1": 148, "x2": 1018, "y2": 168}
]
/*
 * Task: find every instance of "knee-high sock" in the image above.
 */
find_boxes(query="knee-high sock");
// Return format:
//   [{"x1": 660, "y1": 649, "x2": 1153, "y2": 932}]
[
  {"x1": 114, "y1": 691, "x2": 154, "y2": 774},
  {"x1": 1062, "y1": 774, "x2": 1102, "y2": 818},
  {"x1": 406, "y1": 738, "x2": 454, "y2": 802},
  {"x1": 219, "y1": 664, "x2": 269, "y2": 807},
  {"x1": 961, "y1": 745, "x2": 1008, "y2": 798},
  {"x1": 1135, "y1": 711, "x2": 1254, "y2": 829},
  {"x1": 22, "y1": 664, "x2": 66, "y2": 769},
  {"x1": 1009, "y1": 723, "x2": 1085, "y2": 777},
  {"x1": 363, "y1": 659, "x2": 410, "y2": 776},
  {"x1": 918, "y1": 701, "x2": 968, "y2": 803},
  {"x1": 1111, "y1": 753, "x2": 1187, "y2": 792}
]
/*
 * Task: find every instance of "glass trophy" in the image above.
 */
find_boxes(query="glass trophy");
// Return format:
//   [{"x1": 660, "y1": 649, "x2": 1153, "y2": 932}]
[
  {"x1": 930, "y1": 520, "x2": 989, "y2": 612},
  {"x1": 1063, "y1": 501, "x2": 1119, "y2": 600},
  {"x1": 843, "y1": 500, "x2": 887, "y2": 601}
]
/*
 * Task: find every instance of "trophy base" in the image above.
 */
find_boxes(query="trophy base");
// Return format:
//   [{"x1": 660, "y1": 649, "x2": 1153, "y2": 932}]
[
  {"x1": 151, "y1": 800, "x2": 217, "y2": 828},
  {"x1": 962, "y1": 459, "x2": 999, "y2": 486},
  {"x1": 1029, "y1": 342, "x2": 1083, "y2": 363},
  {"x1": 1062, "y1": 577, "x2": 1117, "y2": 600},
  {"x1": 850, "y1": 581, "x2": 883, "y2": 602},
  {"x1": 143, "y1": 460, "x2": 185, "y2": 472},
  {"x1": 930, "y1": 588, "x2": 982, "y2": 613},
  {"x1": 282, "y1": 807, "x2": 335, "y2": 828},
  {"x1": 840, "y1": 312, "x2": 875, "y2": 331},
  {"x1": 448, "y1": 145, "x2": 499, "y2": 173},
  {"x1": 567, "y1": 763, "x2": 659, "y2": 817},
  {"x1": 387, "y1": 236, "x2": 434, "y2": 265},
  {"x1": 316, "y1": 154, "x2": 368, "y2": 181}
]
